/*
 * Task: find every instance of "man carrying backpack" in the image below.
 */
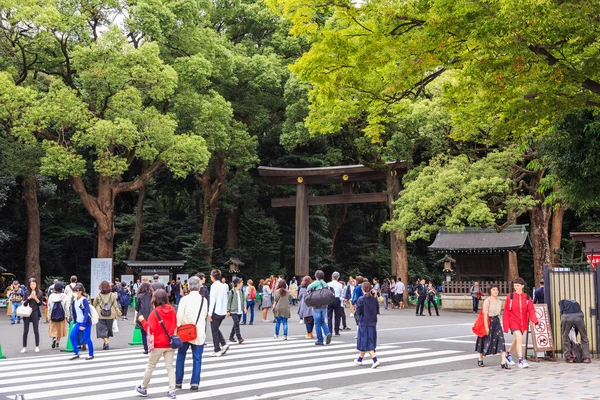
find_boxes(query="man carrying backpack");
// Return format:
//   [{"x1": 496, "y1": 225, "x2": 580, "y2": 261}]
[
  {"x1": 119, "y1": 282, "x2": 131, "y2": 320},
  {"x1": 559, "y1": 299, "x2": 591, "y2": 363},
  {"x1": 502, "y1": 277, "x2": 539, "y2": 368}
]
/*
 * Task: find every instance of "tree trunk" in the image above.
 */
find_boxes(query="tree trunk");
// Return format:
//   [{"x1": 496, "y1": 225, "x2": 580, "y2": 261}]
[
  {"x1": 508, "y1": 251, "x2": 519, "y2": 282},
  {"x1": 198, "y1": 157, "x2": 228, "y2": 264},
  {"x1": 550, "y1": 203, "x2": 566, "y2": 266},
  {"x1": 22, "y1": 174, "x2": 41, "y2": 283},
  {"x1": 386, "y1": 171, "x2": 409, "y2": 303},
  {"x1": 129, "y1": 184, "x2": 146, "y2": 261},
  {"x1": 529, "y1": 204, "x2": 551, "y2": 287},
  {"x1": 96, "y1": 176, "x2": 115, "y2": 259},
  {"x1": 330, "y1": 204, "x2": 348, "y2": 256},
  {"x1": 227, "y1": 206, "x2": 240, "y2": 248}
]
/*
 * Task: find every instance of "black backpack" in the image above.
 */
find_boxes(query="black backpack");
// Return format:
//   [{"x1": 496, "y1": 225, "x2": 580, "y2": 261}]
[
  {"x1": 100, "y1": 294, "x2": 112, "y2": 317},
  {"x1": 50, "y1": 301, "x2": 66, "y2": 322}
]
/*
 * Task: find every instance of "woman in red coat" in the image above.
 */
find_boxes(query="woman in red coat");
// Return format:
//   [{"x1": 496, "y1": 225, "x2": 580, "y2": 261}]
[
  {"x1": 502, "y1": 277, "x2": 539, "y2": 369},
  {"x1": 136, "y1": 289, "x2": 178, "y2": 399}
]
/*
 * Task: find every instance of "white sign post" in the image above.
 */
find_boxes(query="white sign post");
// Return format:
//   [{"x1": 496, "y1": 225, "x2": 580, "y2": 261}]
[{"x1": 91, "y1": 258, "x2": 113, "y2": 299}]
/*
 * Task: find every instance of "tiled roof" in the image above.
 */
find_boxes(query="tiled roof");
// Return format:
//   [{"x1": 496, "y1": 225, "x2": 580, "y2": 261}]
[{"x1": 429, "y1": 225, "x2": 529, "y2": 252}]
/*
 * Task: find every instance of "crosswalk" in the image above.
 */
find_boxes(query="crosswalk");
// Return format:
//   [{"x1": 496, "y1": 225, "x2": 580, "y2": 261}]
[{"x1": 0, "y1": 335, "x2": 476, "y2": 400}]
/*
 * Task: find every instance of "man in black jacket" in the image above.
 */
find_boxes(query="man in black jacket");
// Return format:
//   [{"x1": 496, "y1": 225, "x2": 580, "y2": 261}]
[
  {"x1": 415, "y1": 279, "x2": 427, "y2": 316},
  {"x1": 559, "y1": 299, "x2": 591, "y2": 363}
]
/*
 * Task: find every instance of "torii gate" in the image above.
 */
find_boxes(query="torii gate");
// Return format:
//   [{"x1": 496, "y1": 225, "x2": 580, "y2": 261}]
[{"x1": 258, "y1": 162, "x2": 409, "y2": 278}]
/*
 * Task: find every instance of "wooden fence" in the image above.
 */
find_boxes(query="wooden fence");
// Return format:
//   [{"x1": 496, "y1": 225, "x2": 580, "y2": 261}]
[{"x1": 442, "y1": 281, "x2": 512, "y2": 295}]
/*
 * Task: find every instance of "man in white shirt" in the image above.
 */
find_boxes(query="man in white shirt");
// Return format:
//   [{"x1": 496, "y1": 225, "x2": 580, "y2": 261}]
[
  {"x1": 327, "y1": 272, "x2": 344, "y2": 336},
  {"x1": 175, "y1": 276, "x2": 208, "y2": 391},
  {"x1": 208, "y1": 269, "x2": 229, "y2": 357},
  {"x1": 394, "y1": 278, "x2": 406, "y2": 309}
]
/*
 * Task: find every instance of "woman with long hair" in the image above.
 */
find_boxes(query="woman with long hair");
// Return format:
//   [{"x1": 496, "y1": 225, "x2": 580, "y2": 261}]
[
  {"x1": 261, "y1": 279, "x2": 273, "y2": 322},
  {"x1": 135, "y1": 282, "x2": 153, "y2": 354},
  {"x1": 273, "y1": 279, "x2": 291, "y2": 340},
  {"x1": 136, "y1": 289, "x2": 177, "y2": 399},
  {"x1": 476, "y1": 284, "x2": 510, "y2": 369},
  {"x1": 21, "y1": 278, "x2": 44, "y2": 353},
  {"x1": 69, "y1": 283, "x2": 94, "y2": 360},
  {"x1": 298, "y1": 276, "x2": 314, "y2": 338}
]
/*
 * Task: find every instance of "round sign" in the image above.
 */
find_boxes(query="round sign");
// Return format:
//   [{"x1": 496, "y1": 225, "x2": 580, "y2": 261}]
[
  {"x1": 535, "y1": 321, "x2": 546, "y2": 332},
  {"x1": 536, "y1": 308, "x2": 544, "y2": 319},
  {"x1": 537, "y1": 334, "x2": 549, "y2": 347}
]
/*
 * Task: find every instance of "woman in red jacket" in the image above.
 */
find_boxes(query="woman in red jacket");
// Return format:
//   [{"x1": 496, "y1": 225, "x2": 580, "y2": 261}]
[
  {"x1": 502, "y1": 277, "x2": 539, "y2": 369},
  {"x1": 136, "y1": 289, "x2": 178, "y2": 399}
]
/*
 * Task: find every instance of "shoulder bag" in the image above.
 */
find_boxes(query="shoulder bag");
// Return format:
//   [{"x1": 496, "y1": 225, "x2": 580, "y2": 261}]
[
  {"x1": 472, "y1": 310, "x2": 490, "y2": 338},
  {"x1": 177, "y1": 297, "x2": 205, "y2": 342},
  {"x1": 16, "y1": 304, "x2": 33, "y2": 318},
  {"x1": 304, "y1": 281, "x2": 335, "y2": 308},
  {"x1": 155, "y1": 310, "x2": 182, "y2": 349}
]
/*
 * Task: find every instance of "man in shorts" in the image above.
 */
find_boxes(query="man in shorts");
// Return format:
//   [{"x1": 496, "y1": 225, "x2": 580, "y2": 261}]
[{"x1": 502, "y1": 277, "x2": 539, "y2": 368}]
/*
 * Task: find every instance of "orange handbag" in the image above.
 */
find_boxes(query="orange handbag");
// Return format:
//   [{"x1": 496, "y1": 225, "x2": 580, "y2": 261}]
[
  {"x1": 472, "y1": 310, "x2": 489, "y2": 337},
  {"x1": 178, "y1": 297, "x2": 204, "y2": 342}
]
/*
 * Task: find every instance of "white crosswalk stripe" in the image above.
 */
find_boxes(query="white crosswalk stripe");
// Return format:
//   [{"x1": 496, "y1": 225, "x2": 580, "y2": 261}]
[{"x1": 0, "y1": 336, "x2": 474, "y2": 400}]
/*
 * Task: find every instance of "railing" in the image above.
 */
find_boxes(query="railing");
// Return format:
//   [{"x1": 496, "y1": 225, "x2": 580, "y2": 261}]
[{"x1": 442, "y1": 281, "x2": 512, "y2": 295}]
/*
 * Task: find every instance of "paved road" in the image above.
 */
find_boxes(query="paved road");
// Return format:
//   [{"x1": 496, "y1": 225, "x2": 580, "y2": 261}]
[{"x1": 0, "y1": 305, "x2": 558, "y2": 399}]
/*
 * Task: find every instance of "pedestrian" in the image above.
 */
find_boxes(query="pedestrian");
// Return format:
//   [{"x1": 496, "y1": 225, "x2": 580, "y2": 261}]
[
  {"x1": 338, "y1": 281, "x2": 351, "y2": 331},
  {"x1": 135, "y1": 282, "x2": 154, "y2": 354},
  {"x1": 327, "y1": 271, "x2": 344, "y2": 336},
  {"x1": 48, "y1": 281, "x2": 69, "y2": 349},
  {"x1": 68, "y1": 283, "x2": 94, "y2": 360},
  {"x1": 227, "y1": 277, "x2": 246, "y2": 344},
  {"x1": 196, "y1": 272, "x2": 209, "y2": 302},
  {"x1": 470, "y1": 281, "x2": 482, "y2": 313},
  {"x1": 394, "y1": 278, "x2": 405, "y2": 309},
  {"x1": 415, "y1": 279, "x2": 427, "y2": 316},
  {"x1": 261, "y1": 279, "x2": 273, "y2": 322},
  {"x1": 533, "y1": 280, "x2": 545, "y2": 304},
  {"x1": 9, "y1": 280, "x2": 24, "y2": 325},
  {"x1": 175, "y1": 276, "x2": 208, "y2": 391},
  {"x1": 502, "y1": 277, "x2": 539, "y2": 368},
  {"x1": 174, "y1": 278, "x2": 182, "y2": 306},
  {"x1": 136, "y1": 289, "x2": 177, "y2": 399},
  {"x1": 119, "y1": 281, "x2": 131, "y2": 320},
  {"x1": 21, "y1": 278, "x2": 44, "y2": 353},
  {"x1": 351, "y1": 276, "x2": 365, "y2": 325},
  {"x1": 289, "y1": 280, "x2": 299, "y2": 306},
  {"x1": 152, "y1": 274, "x2": 165, "y2": 291},
  {"x1": 242, "y1": 279, "x2": 256, "y2": 325},
  {"x1": 273, "y1": 279, "x2": 291, "y2": 340},
  {"x1": 257, "y1": 279, "x2": 264, "y2": 310},
  {"x1": 381, "y1": 279, "x2": 390, "y2": 310},
  {"x1": 208, "y1": 269, "x2": 230, "y2": 357},
  {"x1": 347, "y1": 277, "x2": 356, "y2": 316},
  {"x1": 354, "y1": 281, "x2": 380, "y2": 368},
  {"x1": 298, "y1": 276, "x2": 314, "y2": 338},
  {"x1": 559, "y1": 299, "x2": 591, "y2": 363},
  {"x1": 133, "y1": 279, "x2": 141, "y2": 295},
  {"x1": 307, "y1": 270, "x2": 332, "y2": 346},
  {"x1": 93, "y1": 280, "x2": 121, "y2": 350},
  {"x1": 427, "y1": 282, "x2": 440, "y2": 316},
  {"x1": 475, "y1": 284, "x2": 509, "y2": 369}
]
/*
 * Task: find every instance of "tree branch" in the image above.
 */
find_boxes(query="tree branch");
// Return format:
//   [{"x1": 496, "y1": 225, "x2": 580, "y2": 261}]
[{"x1": 112, "y1": 160, "x2": 164, "y2": 194}]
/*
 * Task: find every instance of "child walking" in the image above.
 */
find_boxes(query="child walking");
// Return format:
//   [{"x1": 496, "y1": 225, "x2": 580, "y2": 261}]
[{"x1": 354, "y1": 281, "x2": 380, "y2": 368}]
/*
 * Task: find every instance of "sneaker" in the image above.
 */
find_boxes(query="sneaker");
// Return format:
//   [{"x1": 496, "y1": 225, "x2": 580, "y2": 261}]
[
  {"x1": 17, "y1": 320, "x2": 21, "y2": 324},
  {"x1": 519, "y1": 360, "x2": 529, "y2": 368},
  {"x1": 208, "y1": 351, "x2": 222, "y2": 357},
  {"x1": 240, "y1": 322, "x2": 246, "y2": 325},
  {"x1": 305, "y1": 333, "x2": 313, "y2": 339},
  {"x1": 70, "y1": 355, "x2": 80, "y2": 360},
  {"x1": 175, "y1": 385, "x2": 182, "y2": 390},
  {"x1": 190, "y1": 385, "x2": 199, "y2": 391},
  {"x1": 35, "y1": 347, "x2": 40, "y2": 353},
  {"x1": 166, "y1": 390, "x2": 176, "y2": 399},
  {"x1": 85, "y1": 356, "x2": 94, "y2": 360},
  {"x1": 229, "y1": 338, "x2": 237, "y2": 343},
  {"x1": 20, "y1": 348, "x2": 26, "y2": 354},
  {"x1": 354, "y1": 359, "x2": 362, "y2": 366},
  {"x1": 299, "y1": 320, "x2": 304, "y2": 324},
  {"x1": 10, "y1": 321, "x2": 15, "y2": 325},
  {"x1": 135, "y1": 385, "x2": 148, "y2": 397},
  {"x1": 314, "y1": 342, "x2": 324, "y2": 346},
  {"x1": 354, "y1": 335, "x2": 358, "y2": 339},
  {"x1": 342, "y1": 327, "x2": 351, "y2": 331},
  {"x1": 249, "y1": 322, "x2": 253, "y2": 325},
  {"x1": 349, "y1": 313, "x2": 354, "y2": 317},
  {"x1": 238, "y1": 338, "x2": 244, "y2": 344},
  {"x1": 220, "y1": 344, "x2": 229, "y2": 356},
  {"x1": 325, "y1": 333, "x2": 332, "y2": 344},
  {"x1": 371, "y1": 360, "x2": 380, "y2": 369},
  {"x1": 506, "y1": 355, "x2": 515, "y2": 365},
  {"x1": 283, "y1": 336, "x2": 287, "y2": 340},
  {"x1": 334, "y1": 333, "x2": 341, "y2": 336},
  {"x1": 274, "y1": 334, "x2": 279, "y2": 339}
]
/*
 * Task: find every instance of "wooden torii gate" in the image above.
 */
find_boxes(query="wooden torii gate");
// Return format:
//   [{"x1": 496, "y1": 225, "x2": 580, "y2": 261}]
[{"x1": 258, "y1": 162, "x2": 409, "y2": 278}]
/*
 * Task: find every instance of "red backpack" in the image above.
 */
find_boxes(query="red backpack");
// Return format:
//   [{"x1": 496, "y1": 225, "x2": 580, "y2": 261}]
[{"x1": 249, "y1": 287, "x2": 256, "y2": 300}]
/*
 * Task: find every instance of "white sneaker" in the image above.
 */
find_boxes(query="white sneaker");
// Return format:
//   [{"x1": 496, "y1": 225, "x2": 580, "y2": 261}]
[
  {"x1": 274, "y1": 335, "x2": 279, "y2": 339},
  {"x1": 208, "y1": 351, "x2": 222, "y2": 357},
  {"x1": 299, "y1": 320, "x2": 304, "y2": 324},
  {"x1": 353, "y1": 359, "x2": 362, "y2": 366},
  {"x1": 506, "y1": 355, "x2": 515, "y2": 365},
  {"x1": 518, "y1": 360, "x2": 529, "y2": 368},
  {"x1": 371, "y1": 360, "x2": 381, "y2": 369},
  {"x1": 20, "y1": 348, "x2": 27, "y2": 354},
  {"x1": 354, "y1": 335, "x2": 358, "y2": 339},
  {"x1": 349, "y1": 313, "x2": 354, "y2": 317},
  {"x1": 35, "y1": 347, "x2": 40, "y2": 353},
  {"x1": 220, "y1": 344, "x2": 229, "y2": 356}
]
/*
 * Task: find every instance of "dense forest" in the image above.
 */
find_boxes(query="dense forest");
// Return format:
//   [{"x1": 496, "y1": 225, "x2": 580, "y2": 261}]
[{"x1": 1, "y1": 0, "x2": 600, "y2": 290}]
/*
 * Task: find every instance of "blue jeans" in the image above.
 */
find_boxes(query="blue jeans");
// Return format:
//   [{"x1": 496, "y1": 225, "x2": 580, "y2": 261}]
[
  {"x1": 70, "y1": 323, "x2": 94, "y2": 356},
  {"x1": 275, "y1": 317, "x2": 288, "y2": 336},
  {"x1": 176, "y1": 342, "x2": 204, "y2": 386},
  {"x1": 472, "y1": 296, "x2": 479, "y2": 312},
  {"x1": 313, "y1": 307, "x2": 330, "y2": 344},
  {"x1": 175, "y1": 293, "x2": 181, "y2": 306},
  {"x1": 383, "y1": 294, "x2": 388, "y2": 310},
  {"x1": 11, "y1": 301, "x2": 22, "y2": 323},
  {"x1": 243, "y1": 300, "x2": 255, "y2": 324}
]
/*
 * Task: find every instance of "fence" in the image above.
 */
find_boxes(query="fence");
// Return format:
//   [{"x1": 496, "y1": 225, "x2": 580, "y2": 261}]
[
  {"x1": 545, "y1": 265, "x2": 599, "y2": 358},
  {"x1": 442, "y1": 281, "x2": 512, "y2": 295}
]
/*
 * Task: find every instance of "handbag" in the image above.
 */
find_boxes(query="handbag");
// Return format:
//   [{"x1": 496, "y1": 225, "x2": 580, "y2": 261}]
[
  {"x1": 147, "y1": 328, "x2": 155, "y2": 352},
  {"x1": 472, "y1": 310, "x2": 490, "y2": 337},
  {"x1": 476, "y1": 291, "x2": 482, "y2": 300},
  {"x1": 178, "y1": 296, "x2": 204, "y2": 342},
  {"x1": 89, "y1": 305, "x2": 99, "y2": 325},
  {"x1": 112, "y1": 318, "x2": 119, "y2": 333},
  {"x1": 377, "y1": 295, "x2": 384, "y2": 303},
  {"x1": 16, "y1": 304, "x2": 33, "y2": 318},
  {"x1": 304, "y1": 281, "x2": 335, "y2": 308},
  {"x1": 156, "y1": 310, "x2": 182, "y2": 349}
]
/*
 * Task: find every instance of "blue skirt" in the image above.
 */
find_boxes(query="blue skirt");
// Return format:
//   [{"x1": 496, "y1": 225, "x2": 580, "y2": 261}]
[{"x1": 357, "y1": 326, "x2": 377, "y2": 352}]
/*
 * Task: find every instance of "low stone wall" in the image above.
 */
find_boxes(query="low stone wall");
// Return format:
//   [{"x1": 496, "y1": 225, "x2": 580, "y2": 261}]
[{"x1": 441, "y1": 295, "x2": 506, "y2": 311}]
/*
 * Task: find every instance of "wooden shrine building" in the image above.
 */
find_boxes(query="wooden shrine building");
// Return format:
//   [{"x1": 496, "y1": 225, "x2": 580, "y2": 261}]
[
  {"x1": 428, "y1": 224, "x2": 531, "y2": 280},
  {"x1": 258, "y1": 162, "x2": 409, "y2": 277}
]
